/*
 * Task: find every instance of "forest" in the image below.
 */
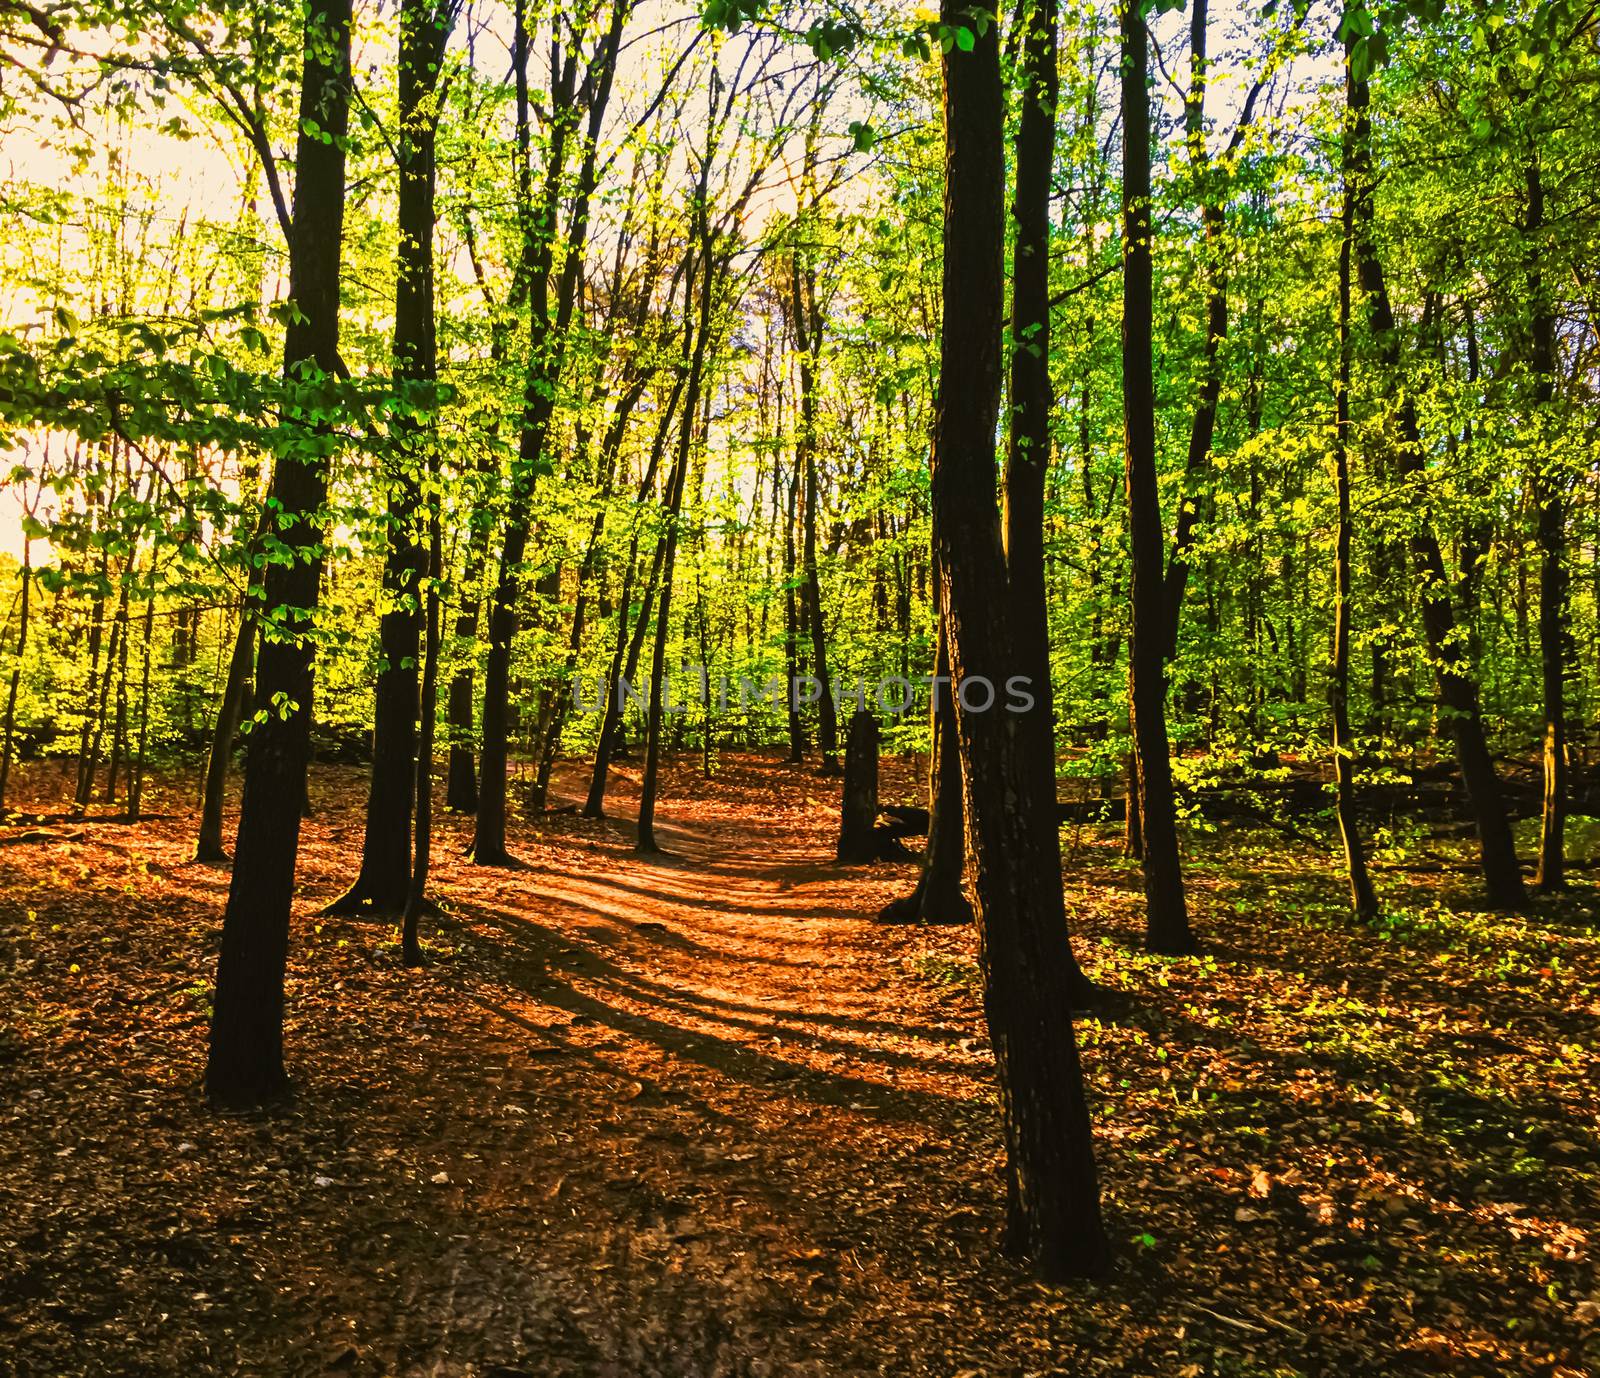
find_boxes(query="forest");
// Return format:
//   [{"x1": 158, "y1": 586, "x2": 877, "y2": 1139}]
[{"x1": 0, "y1": 0, "x2": 1597, "y2": 1371}]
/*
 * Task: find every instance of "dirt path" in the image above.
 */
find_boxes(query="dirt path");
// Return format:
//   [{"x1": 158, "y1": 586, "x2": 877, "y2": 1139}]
[
  {"x1": 0, "y1": 755, "x2": 1035, "y2": 1377},
  {"x1": 2, "y1": 753, "x2": 1597, "y2": 1377}
]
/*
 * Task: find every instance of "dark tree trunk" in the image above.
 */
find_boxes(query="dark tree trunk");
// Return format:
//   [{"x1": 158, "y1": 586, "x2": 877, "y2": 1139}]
[
  {"x1": 129, "y1": 593, "x2": 155, "y2": 822},
  {"x1": 836, "y1": 709, "x2": 880, "y2": 864},
  {"x1": 1527, "y1": 153, "x2": 1566, "y2": 891},
  {"x1": 931, "y1": 0, "x2": 1108, "y2": 1278},
  {"x1": 0, "y1": 535, "x2": 31, "y2": 813},
  {"x1": 327, "y1": 0, "x2": 454, "y2": 913},
  {"x1": 473, "y1": 0, "x2": 624, "y2": 863},
  {"x1": 584, "y1": 370, "x2": 685, "y2": 817},
  {"x1": 80, "y1": 572, "x2": 124, "y2": 812},
  {"x1": 1162, "y1": 0, "x2": 1257, "y2": 662},
  {"x1": 1332, "y1": 68, "x2": 1379, "y2": 920},
  {"x1": 403, "y1": 432, "x2": 444, "y2": 963},
  {"x1": 530, "y1": 375, "x2": 646, "y2": 811},
  {"x1": 104, "y1": 581, "x2": 131, "y2": 805},
  {"x1": 195, "y1": 606, "x2": 255, "y2": 862},
  {"x1": 205, "y1": 0, "x2": 352, "y2": 1109},
  {"x1": 443, "y1": 559, "x2": 483, "y2": 812},
  {"x1": 1346, "y1": 44, "x2": 1525, "y2": 910},
  {"x1": 783, "y1": 456, "x2": 806, "y2": 763},
  {"x1": 1121, "y1": 0, "x2": 1195, "y2": 954},
  {"x1": 1003, "y1": 0, "x2": 1057, "y2": 749},
  {"x1": 73, "y1": 543, "x2": 109, "y2": 810},
  {"x1": 878, "y1": 617, "x2": 972, "y2": 924},
  {"x1": 791, "y1": 257, "x2": 839, "y2": 774},
  {"x1": 639, "y1": 236, "x2": 715, "y2": 854}
]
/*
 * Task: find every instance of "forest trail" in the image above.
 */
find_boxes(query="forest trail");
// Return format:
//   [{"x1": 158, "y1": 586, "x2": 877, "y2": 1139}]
[{"x1": 3, "y1": 753, "x2": 1598, "y2": 1377}]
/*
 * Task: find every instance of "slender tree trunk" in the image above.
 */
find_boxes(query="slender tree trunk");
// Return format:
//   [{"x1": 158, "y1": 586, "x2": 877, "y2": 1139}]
[
  {"x1": 932, "y1": 0, "x2": 1108, "y2": 1278},
  {"x1": 403, "y1": 438, "x2": 444, "y2": 963},
  {"x1": 1332, "y1": 79, "x2": 1379, "y2": 920},
  {"x1": 104, "y1": 582, "x2": 131, "y2": 804},
  {"x1": 639, "y1": 236, "x2": 715, "y2": 853},
  {"x1": 1122, "y1": 0, "x2": 1195, "y2": 954},
  {"x1": 877, "y1": 614, "x2": 971, "y2": 925},
  {"x1": 473, "y1": 0, "x2": 624, "y2": 862},
  {"x1": 783, "y1": 455, "x2": 806, "y2": 763},
  {"x1": 0, "y1": 535, "x2": 32, "y2": 813},
  {"x1": 89, "y1": 578, "x2": 128, "y2": 806},
  {"x1": 530, "y1": 376, "x2": 646, "y2": 810},
  {"x1": 195, "y1": 606, "x2": 255, "y2": 862},
  {"x1": 129, "y1": 593, "x2": 155, "y2": 822},
  {"x1": 791, "y1": 257, "x2": 839, "y2": 774},
  {"x1": 1346, "y1": 39, "x2": 1525, "y2": 909},
  {"x1": 1007, "y1": 0, "x2": 1100, "y2": 1000},
  {"x1": 584, "y1": 370, "x2": 685, "y2": 817},
  {"x1": 443, "y1": 537, "x2": 485, "y2": 812},
  {"x1": 1162, "y1": 0, "x2": 1257, "y2": 661},
  {"x1": 206, "y1": 0, "x2": 352, "y2": 1109},
  {"x1": 1527, "y1": 153, "x2": 1566, "y2": 891},
  {"x1": 328, "y1": 0, "x2": 454, "y2": 912},
  {"x1": 74, "y1": 543, "x2": 109, "y2": 809}
]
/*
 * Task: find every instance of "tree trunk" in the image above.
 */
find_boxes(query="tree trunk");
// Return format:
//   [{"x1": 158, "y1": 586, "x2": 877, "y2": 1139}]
[
  {"x1": 638, "y1": 236, "x2": 715, "y2": 853},
  {"x1": 836, "y1": 709, "x2": 879, "y2": 864},
  {"x1": 1332, "y1": 66, "x2": 1379, "y2": 920},
  {"x1": 584, "y1": 371, "x2": 685, "y2": 817},
  {"x1": 1346, "y1": 44, "x2": 1525, "y2": 909},
  {"x1": 104, "y1": 581, "x2": 131, "y2": 805},
  {"x1": 73, "y1": 543, "x2": 109, "y2": 810},
  {"x1": 1527, "y1": 153, "x2": 1566, "y2": 892},
  {"x1": 195, "y1": 605, "x2": 255, "y2": 862},
  {"x1": 205, "y1": 0, "x2": 352, "y2": 1109},
  {"x1": 403, "y1": 427, "x2": 444, "y2": 963},
  {"x1": 0, "y1": 535, "x2": 31, "y2": 813},
  {"x1": 330, "y1": 0, "x2": 453, "y2": 910},
  {"x1": 783, "y1": 455, "x2": 806, "y2": 763},
  {"x1": 129, "y1": 593, "x2": 155, "y2": 822},
  {"x1": 878, "y1": 618, "x2": 972, "y2": 924},
  {"x1": 1122, "y1": 0, "x2": 1195, "y2": 954},
  {"x1": 473, "y1": 0, "x2": 624, "y2": 863},
  {"x1": 932, "y1": 0, "x2": 1108, "y2": 1278},
  {"x1": 791, "y1": 256, "x2": 839, "y2": 774}
]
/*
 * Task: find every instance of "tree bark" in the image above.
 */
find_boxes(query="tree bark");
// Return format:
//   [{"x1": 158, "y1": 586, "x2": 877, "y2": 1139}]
[
  {"x1": 1332, "y1": 62, "x2": 1379, "y2": 920},
  {"x1": 195, "y1": 605, "x2": 255, "y2": 862},
  {"x1": 473, "y1": 0, "x2": 624, "y2": 863},
  {"x1": 836, "y1": 709, "x2": 879, "y2": 864},
  {"x1": 327, "y1": 0, "x2": 454, "y2": 912},
  {"x1": 932, "y1": 0, "x2": 1108, "y2": 1278},
  {"x1": 128, "y1": 593, "x2": 155, "y2": 822},
  {"x1": 584, "y1": 369, "x2": 685, "y2": 817},
  {"x1": 0, "y1": 534, "x2": 31, "y2": 813},
  {"x1": 791, "y1": 256, "x2": 839, "y2": 774},
  {"x1": 638, "y1": 232, "x2": 715, "y2": 853},
  {"x1": 1346, "y1": 41, "x2": 1525, "y2": 909},
  {"x1": 1121, "y1": 0, "x2": 1196, "y2": 954},
  {"x1": 1527, "y1": 152, "x2": 1566, "y2": 891},
  {"x1": 879, "y1": 617, "x2": 972, "y2": 924},
  {"x1": 205, "y1": 0, "x2": 352, "y2": 1109}
]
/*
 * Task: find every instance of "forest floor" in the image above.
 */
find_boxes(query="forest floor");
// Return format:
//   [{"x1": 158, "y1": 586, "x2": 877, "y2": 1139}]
[{"x1": 0, "y1": 752, "x2": 1598, "y2": 1377}]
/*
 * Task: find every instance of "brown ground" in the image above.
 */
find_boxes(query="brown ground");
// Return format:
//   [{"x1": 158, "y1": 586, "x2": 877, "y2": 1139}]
[{"x1": 0, "y1": 752, "x2": 1597, "y2": 1377}]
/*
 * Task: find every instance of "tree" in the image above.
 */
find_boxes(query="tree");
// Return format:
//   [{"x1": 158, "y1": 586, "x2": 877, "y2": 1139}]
[
  {"x1": 929, "y1": 0, "x2": 1108, "y2": 1277},
  {"x1": 1120, "y1": 0, "x2": 1196, "y2": 955},
  {"x1": 327, "y1": 0, "x2": 457, "y2": 914},
  {"x1": 1344, "y1": 3, "x2": 1525, "y2": 910},
  {"x1": 205, "y1": 0, "x2": 353, "y2": 1108},
  {"x1": 1331, "y1": 32, "x2": 1380, "y2": 921}
]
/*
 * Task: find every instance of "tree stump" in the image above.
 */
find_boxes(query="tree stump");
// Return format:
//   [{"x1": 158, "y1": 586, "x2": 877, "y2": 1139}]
[{"x1": 837, "y1": 709, "x2": 880, "y2": 864}]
